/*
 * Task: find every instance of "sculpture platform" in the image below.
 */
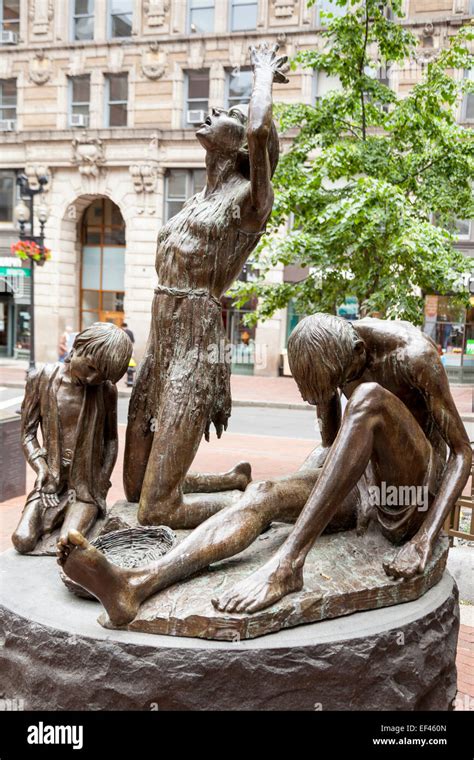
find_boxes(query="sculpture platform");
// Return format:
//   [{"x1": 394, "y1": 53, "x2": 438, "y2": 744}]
[
  {"x1": 105, "y1": 522, "x2": 449, "y2": 640},
  {"x1": 31, "y1": 500, "x2": 449, "y2": 640},
  {"x1": 0, "y1": 548, "x2": 459, "y2": 710}
]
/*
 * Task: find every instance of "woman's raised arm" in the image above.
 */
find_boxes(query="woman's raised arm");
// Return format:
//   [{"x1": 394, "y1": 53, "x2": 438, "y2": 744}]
[{"x1": 247, "y1": 43, "x2": 289, "y2": 215}]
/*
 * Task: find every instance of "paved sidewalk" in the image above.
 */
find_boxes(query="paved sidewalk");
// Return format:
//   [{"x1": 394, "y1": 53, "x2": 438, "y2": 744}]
[
  {"x1": 457, "y1": 623, "x2": 474, "y2": 710},
  {"x1": 0, "y1": 360, "x2": 472, "y2": 413}
]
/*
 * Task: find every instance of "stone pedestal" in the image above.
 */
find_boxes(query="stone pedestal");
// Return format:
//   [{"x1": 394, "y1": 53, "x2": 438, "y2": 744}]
[
  {"x1": 0, "y1": 549, "x2": 459, "y2": 711},
  {"x1": 0, "y1": 411, "x2": 25, "y2": 501}
]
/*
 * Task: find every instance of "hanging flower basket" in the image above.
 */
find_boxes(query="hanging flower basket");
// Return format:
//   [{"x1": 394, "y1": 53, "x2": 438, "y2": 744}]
[{"x1": 11, "y1": 240, "x2": 51, "y2": 266}]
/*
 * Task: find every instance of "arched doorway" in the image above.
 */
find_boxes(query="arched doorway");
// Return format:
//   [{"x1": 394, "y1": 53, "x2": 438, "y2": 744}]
[{"x1": 80, "y1": 198, "x2": 126, "y2": 328}]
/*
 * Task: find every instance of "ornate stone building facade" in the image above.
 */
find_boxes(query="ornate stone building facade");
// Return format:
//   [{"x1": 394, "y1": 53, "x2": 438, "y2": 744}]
[{"x1": 0, "y1": 0, "x2": 472, "y2": 373}]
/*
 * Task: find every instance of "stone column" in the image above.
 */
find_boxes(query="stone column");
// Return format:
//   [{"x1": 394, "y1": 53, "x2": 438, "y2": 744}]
[
  {"x1": 56, "y1": 70, "x2": 69, "y2": 130},
  {"x1": 94, "y1": 0, "x2": 108, "y2": 41},
  {"x1": 215, "y1": 0, "x2": 228, "y2": 33},
  {"x1": 19, "y1": 0, "x2": 29, "y2": 42},
  {"x1": 89, "y1": 70, "x2": 104, "y2": 130},
  {"x1": 15, "y1": 70, "x2": 25, "y2": 132},
  {"x1": 300, "y1": 0, "x2": 314, "y2": 26},
  {"x1": 171, "y1": 63, "x2": 185, "y2": 130},
  {"x1": 171, "y1": 0, "x2": 186, "y2": 34},
  {"x1": 257, "y1": 0, "x2": 268, "y2": 29}
]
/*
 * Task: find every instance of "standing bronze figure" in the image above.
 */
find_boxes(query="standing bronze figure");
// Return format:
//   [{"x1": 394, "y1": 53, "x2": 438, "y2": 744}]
[
  {"x1": 124, "y1": 43, "x2": 289, "y2": 529},
  {"x1": 59, "y1": 315, "x2": 471, "y2": 627}
]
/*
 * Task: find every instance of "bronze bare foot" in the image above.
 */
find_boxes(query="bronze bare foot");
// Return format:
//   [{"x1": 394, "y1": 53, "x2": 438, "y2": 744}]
[
  {"x1": 231, "y1": 461, "x2": 252, "y2": 490},
  {"x1": 212, "y1": 556, "x2": 304, "y2": 614},
  {"x1": 57, "y1": 530, "x2": 142, "y2": 627}
]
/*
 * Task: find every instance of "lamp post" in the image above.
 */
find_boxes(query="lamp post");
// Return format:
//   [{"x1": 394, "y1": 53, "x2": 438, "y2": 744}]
[{"x1": 14, "y1": 174, "x2": 49, "y2": 372}]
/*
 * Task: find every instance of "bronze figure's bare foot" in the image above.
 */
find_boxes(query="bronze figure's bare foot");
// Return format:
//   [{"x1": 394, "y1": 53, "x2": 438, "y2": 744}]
[
  {"x1": 231, "y1": 461, "x2": 252, "y2": 490},
  {"x1": 58, "y1": 531, "x2": 141, "y2": 627},
  {"x1": 212, "y1": 556, "x2": 304, "y2": 614}
]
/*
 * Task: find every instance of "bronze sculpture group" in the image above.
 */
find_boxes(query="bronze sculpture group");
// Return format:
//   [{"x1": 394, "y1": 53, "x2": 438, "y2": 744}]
[{"x1": 13, "y1": 44, "x2": 472, "y2": 634}]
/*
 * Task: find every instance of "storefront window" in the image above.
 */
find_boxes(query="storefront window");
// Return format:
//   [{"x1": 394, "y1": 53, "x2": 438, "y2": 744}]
[
  {"x1": 423, "y1": 294, "x2": 474, "y2": 383},
  {"x1": 221, "y1": 296, "x2": 257, "y2": 374},
  {"x1": 15, "y1": 305, "x2": 30, "y2": 351}
]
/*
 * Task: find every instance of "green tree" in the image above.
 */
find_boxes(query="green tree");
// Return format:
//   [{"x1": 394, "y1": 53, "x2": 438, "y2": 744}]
[{"x1": 232, "y1": 0, "x2": 474, "y2": 326}]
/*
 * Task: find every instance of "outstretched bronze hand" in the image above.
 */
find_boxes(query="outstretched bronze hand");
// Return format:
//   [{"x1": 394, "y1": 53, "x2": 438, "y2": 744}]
[{"x1": 250, "y1": 42, "x2": 289, "y2": 84}]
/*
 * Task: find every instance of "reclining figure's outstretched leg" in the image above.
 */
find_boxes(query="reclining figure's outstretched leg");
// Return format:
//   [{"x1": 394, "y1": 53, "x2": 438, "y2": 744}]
[
  {"x1": 58, "y1": 470, "x2": 318, "y2": 626},
  {"x1": 58, "y1": 447, "x2": 358, "y2": 627}
]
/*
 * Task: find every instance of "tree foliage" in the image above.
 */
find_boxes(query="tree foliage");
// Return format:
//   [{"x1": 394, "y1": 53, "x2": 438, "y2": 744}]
[{"x1": 232, "y1": 0, "x2": 474, "y2": 325}]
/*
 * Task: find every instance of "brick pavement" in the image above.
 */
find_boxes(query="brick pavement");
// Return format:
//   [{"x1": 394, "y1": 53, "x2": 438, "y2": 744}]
[{"x1": 456, "y1": 625, "x2": 474, "y2": 711}]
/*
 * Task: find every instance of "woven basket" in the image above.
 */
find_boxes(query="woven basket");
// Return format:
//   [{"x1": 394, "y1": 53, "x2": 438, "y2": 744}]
[{"x1": 60, "y1": 526, "x2": 177, "y2": 600}]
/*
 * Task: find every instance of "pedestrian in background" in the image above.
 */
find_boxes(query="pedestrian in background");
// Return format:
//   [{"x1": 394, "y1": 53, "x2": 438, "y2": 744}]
[
  {"x1": 58, "y1": 325, "x2": 74, "y2": 362},
  {"x1": 121, "y1": 322, "x2": 135, "y2": 345}
]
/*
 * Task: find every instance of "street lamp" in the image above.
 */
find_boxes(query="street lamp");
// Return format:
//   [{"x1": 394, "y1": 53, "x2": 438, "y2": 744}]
[{"x1": 14, "y1": 173, "x2": 49, "y2": 372}]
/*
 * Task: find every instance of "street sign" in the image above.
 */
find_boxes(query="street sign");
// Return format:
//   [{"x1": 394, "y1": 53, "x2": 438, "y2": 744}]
[{"x1": 0, "y1": 266, "x2": 30, "y2": 277}]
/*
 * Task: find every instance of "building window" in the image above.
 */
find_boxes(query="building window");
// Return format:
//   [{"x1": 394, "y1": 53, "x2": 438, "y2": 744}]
[
  {"x1": 185, "y1": 70, "x2": 209, "y2": 126},
  {"x1": 72, "y1": 0, "x2": 94, "y2": 41},
  {"x1": 362, "y1": 63, "x2": 391, "y2": 112},
  {"x1": 109, "y1": 0, "x2": 133, "y2": 38},
  {"x1": 106, "y1": 73, "x2": 128, "y2": 127},
  {"x1": 462, "y1": 69, "x2": 474, "y2": 122},
  {"x1": 164, "y1": 169, "x2": 206, "y2": 221},
  {"x1": 226, "y1": 67, "x2": 252, "y2": 109},
  {"x1": 0, "y1": 0, "x2": 19, "y2": 34},
  {"x1": 313, "y1": 70, "x2": 341, "y2": 103},
  {"x1": 81, "y1": 198, "x2": 126, "y2": 329},
  {"x1": 0, "y1": 79, "x2": 16, "y2": 127},
  {"x1": 0, "y1": 169, "x2": 16, "y2": 222},
  {"x1": 455, "y1": 219, "x2": 472, "y2": 239},
  {"x1": 230, "y1": 0, "x2": 257, "y2": 31},
  {"x1": 317, "y1": 0, "x2": 346, "y2": 24},
  {"x1": 188, "y1": 0, "x2": 214, "y2": 33},
  {"x1": 69, "y1": 75, "x2": 91, "y2": 127}
]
